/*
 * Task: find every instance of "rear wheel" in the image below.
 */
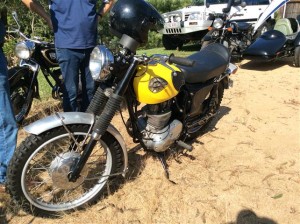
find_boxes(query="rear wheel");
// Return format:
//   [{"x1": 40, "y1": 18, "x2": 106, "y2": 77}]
[
  {"x1": 186, "y1": 81, "x2": 225, "y2": 139},
  {"x1": 10, "y1": 79, "x2": 33, "y2": 124},
  {"x1": 294, "y1": 46, "x2": 300, "y2": 67},
  {"x1": 7, "y1": 124, "x2": 124, "y2": 217}
]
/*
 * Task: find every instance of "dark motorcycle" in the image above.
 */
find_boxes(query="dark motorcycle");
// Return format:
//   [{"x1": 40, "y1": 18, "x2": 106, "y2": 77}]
[
  {"x1": 242, "y1": 16, "x2": 300, "y2": 66},
  {"x1": 201, "y1": 0, "x2": 270, "y2": 60},
  {"x1": 7, "y1": 0, "x2": 237, "y2": 216},
  {"x1": 8, "y1": 12, "x2": 63, "y2": 124}
]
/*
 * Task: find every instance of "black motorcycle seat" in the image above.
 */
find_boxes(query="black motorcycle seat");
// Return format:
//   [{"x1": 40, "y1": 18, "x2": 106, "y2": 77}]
[
  {"x1": 243, "y1": 30, "x2": 286, "y2": 59},
  {"x1": 177, "y1": 43, "x2": 230, "y2": 84}
]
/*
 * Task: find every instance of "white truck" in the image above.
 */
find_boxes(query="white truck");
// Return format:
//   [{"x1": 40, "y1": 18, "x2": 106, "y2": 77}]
[{"x1": 160, "y1": 0, "x2": 273, "y2": 49}]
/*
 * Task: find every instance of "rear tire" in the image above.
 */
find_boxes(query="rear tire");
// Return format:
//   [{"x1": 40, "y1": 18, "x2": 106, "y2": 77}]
[
  {"x1": 294, "y1": 46, "x2": 300, "y2": 67},
  {"x1": 7, "y1": 124, "x2": 124, "y2": 217},
  {"x1": 186, "y1": 81, "x2": 225, "y2": 140}
]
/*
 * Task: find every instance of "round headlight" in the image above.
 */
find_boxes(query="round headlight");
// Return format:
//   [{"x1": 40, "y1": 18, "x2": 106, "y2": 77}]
[
  {"x1": 89, "y1": 45, "x2": 114, "y2": 81},
  {"x1": 174, "y1": 15, "x2": 181, "y2": 22},
  {"x1": 213, "y1": 18, "x2": 224, "y2": 29},
  {"x1": 188, "y1": 13, "x2": 200, "y2": 21},
  {"x1": 15, "y1": 41, "x2": 35, "y2": 60}
]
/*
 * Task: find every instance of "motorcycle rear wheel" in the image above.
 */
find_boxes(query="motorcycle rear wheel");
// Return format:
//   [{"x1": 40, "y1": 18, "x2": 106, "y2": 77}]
[
  {"x1": 7, "y1": 124, "x2": 124, "y2": 217},
  {"x1": 10, "y1": 79, "x2": 33, "y2": 124},
  {"x1": 187, "y1": 81, "x2": 225, "y2": 139}
]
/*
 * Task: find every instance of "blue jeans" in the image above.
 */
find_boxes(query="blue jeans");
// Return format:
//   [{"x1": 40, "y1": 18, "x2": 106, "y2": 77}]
[
  {"x1": 0, "y1": 49, "x2": 18, "y2": 184},
  {"x1": 56, "y1": 48, "x2": 95, "y2": 112}
]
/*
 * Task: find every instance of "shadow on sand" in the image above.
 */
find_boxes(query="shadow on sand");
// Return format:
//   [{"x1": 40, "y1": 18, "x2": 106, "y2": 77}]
[
  {"x1": 229, "y1": 209, "x2": 278, "y2": 224},
  {"x1": 240, "y1": 57, "x2": 295, "y2": 71}
]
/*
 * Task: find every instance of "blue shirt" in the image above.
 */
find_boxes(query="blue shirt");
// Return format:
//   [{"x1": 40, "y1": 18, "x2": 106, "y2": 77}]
[{"x1": 49, "y1": 0, "x2": 98, "y2": 49}]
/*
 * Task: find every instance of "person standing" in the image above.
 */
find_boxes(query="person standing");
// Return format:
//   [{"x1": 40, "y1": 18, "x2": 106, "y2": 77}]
[
  {"x1": 0, "y1": 6, "x2": 18, "y2": 192},
  {"x1": 22, "y1": 0, "x2": 114, "y2": 112}
]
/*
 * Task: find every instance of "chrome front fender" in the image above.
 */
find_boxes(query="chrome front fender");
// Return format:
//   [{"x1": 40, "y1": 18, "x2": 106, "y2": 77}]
[{"x1": 24, "y1": 112, "x2": 128, "y2": 176}]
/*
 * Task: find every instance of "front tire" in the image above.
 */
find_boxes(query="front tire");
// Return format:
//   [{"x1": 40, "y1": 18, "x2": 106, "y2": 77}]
[
  {"x1": 10, "y1": 79, "x2": 33, "y2": 124},
  {"x1": 200, "y1": 40, "x2": 212, "y2": 50},
  {"x1": 254, "y1": 22, "x2": 271, "y2": 39},
  {"x1": 294, "y1": 46, "x2": 300, "y2": 67},
  {"x1": 7, "y1": 124, "x2": 124, "y2": 217}
]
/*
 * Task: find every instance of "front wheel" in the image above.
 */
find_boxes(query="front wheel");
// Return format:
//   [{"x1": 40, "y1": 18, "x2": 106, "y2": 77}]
[
  {"x1": 10, "y1": 79, "x2": 33, "y2": 124},
  {"x1": 294, "y1": 46, "x2": 300, "y2": 67},
  {"x1": 7, "y1": 124, "x2": 124, "y2": 217},
  {"x1": 200, "y1": 40, "x2": 212, "y2": 50},
  {"x1": 254, "y1": 22, "x2": 271, "y2": 39}
]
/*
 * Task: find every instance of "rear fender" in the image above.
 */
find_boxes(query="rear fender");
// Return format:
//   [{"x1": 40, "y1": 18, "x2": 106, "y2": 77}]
[{"x1": 24, "y1": 112, "x2": 129, "y2": 176}]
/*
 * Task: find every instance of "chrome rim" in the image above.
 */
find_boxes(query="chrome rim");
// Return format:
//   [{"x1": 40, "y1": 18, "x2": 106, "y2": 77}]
[{"x1": 21, "y1": 131, "x2": 112, "y2": 212}]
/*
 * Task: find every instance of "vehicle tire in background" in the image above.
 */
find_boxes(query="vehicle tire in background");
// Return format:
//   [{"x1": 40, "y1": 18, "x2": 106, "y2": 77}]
[
  {"x1": 295, "y1": 46, "x2": 300, "y2": 67},
  {"x1": 254, "y1": 22, "x2": 271, "y2": 39},
  {"x1": 162, "y1": 35, "x2": 183, "y2": 50}
]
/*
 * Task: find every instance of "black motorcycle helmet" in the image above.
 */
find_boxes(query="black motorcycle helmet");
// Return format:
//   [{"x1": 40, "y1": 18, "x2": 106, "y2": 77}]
[{"x1": 109, "y1": 0, "x2": 164, "y2": 46}]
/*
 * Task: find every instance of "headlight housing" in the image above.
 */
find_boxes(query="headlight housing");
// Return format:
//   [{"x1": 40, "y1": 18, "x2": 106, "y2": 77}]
[
  {"x1": 15, "y1": 40, "x2": 35, "y2": 60},
  {"x1": 173, "y1": 15, "x2": 181, "y2": 22},
  {"x1": 89, "y1": 45, "x2": 114, "y2": 81},
  {"x1": 213, "y1": 18, "x2": 224, "y2": 29},
  {"x1": 188, "y1": 13, "x2": 201, "y2": 21},
  {"x1": 163, "y1": 14, "x2": 169, "y2": 23}
]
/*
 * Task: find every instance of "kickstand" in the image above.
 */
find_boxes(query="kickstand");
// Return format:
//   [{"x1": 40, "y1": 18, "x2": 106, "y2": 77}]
[{"x1": 156, "y1": 153, "x2": 176, "y2": 185}]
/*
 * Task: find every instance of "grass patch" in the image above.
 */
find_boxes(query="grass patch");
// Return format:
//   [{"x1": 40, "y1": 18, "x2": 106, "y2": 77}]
[
  {"x1": 137, "y1": 44, "x2": 200, "y2": 57},
  {"x1": 36, "y1": 72, "x2": 56, "y2": 101}
]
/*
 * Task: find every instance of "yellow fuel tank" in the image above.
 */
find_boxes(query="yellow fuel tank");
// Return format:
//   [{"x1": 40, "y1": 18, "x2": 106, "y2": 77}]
[{"x1": 133, "y1": 63, "x2": 181, "y2": 104}]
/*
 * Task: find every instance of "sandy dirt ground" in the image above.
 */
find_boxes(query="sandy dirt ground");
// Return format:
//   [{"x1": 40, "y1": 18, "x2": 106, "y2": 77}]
[{"x1": 1, "y1": 58, "x2": 299, "y2": 224}]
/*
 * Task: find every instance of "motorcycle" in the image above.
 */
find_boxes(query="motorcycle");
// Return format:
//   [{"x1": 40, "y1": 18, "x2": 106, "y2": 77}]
[
  {"x1": 7, "y1": 0, "x2": 237, "y2": 216},
  {"x1": 201, "y1": 0, "x2": 273, "y2": 59},
  {"x1": 242, "y1": 0, "x2": 300, "y2": 66},
  {"x1": 8, "y1": 12, "x2": 64, "y2": 124}
]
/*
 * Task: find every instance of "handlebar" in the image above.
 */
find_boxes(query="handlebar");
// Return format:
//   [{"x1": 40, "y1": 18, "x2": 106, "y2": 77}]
[
  {"x1": 7, "y1": 11, "x2": 51, "y2": 45},
  {"x1": 169, "y1": 54, "x2": 194, "y2": 67}
]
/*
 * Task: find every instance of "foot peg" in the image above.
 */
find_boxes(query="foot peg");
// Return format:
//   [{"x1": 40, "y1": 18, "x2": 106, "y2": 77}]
[{"x1": 177, "y1": 140, "x2": 193, "y2": 151}]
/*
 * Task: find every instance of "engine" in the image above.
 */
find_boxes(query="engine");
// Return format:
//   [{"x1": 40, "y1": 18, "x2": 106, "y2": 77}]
[{"x1": 137, "y1": 101, "x2": 183, "y2": 152}]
